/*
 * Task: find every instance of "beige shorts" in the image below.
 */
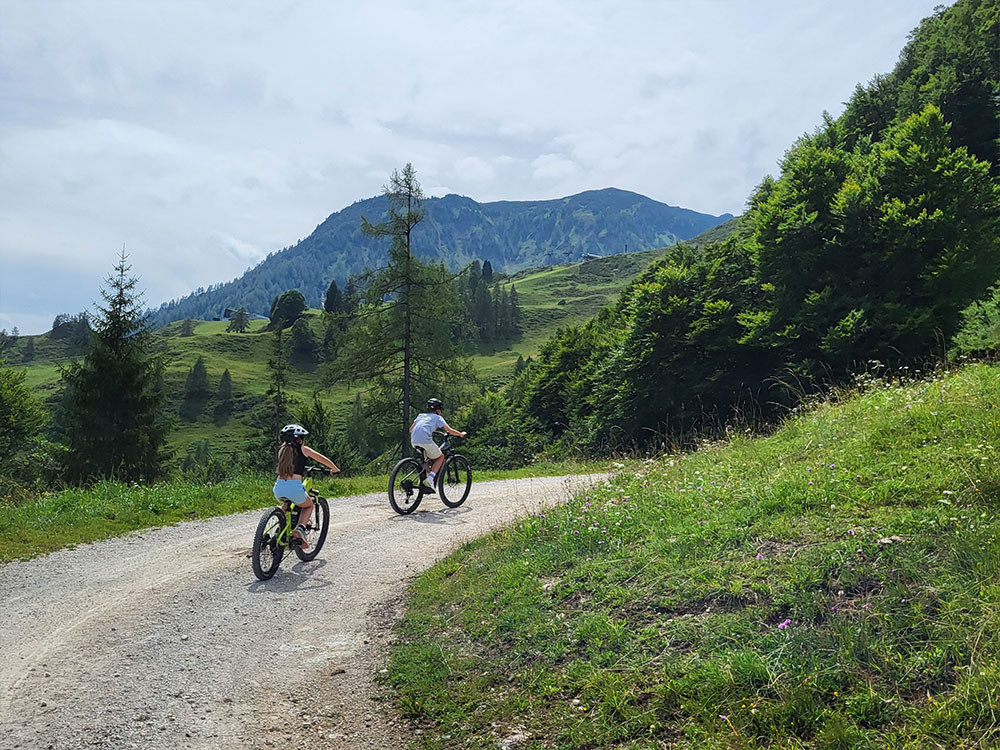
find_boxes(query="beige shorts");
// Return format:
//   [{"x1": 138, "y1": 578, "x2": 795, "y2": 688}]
[{"x1": 413, "y1": 441, "x2": 442, "y2": 460}]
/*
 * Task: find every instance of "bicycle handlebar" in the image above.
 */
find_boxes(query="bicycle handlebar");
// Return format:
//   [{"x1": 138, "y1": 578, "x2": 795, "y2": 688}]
[{"x1": 304, "y1": 465, "x2": 340, "y2": 476}]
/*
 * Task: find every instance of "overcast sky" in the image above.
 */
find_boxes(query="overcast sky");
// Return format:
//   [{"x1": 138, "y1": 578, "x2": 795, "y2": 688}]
[{"x1": 1, "y1": 1, "x2": 949, "y2": 335}]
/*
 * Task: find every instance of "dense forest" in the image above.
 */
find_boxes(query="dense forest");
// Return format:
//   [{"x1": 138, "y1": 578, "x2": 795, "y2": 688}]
[
  {"x1": 460, "y1": 0, "x2": 999, "y2": 464},
  {"x1": 149, "y1": 188, "x2": 732, "y2": 327}
]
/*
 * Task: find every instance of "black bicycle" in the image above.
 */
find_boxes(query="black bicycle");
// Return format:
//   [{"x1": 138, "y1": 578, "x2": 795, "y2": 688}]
[
  {"x1": 388, "y1": 433, "x2": 472, "y2": 515},
  {"x1": 251, "y1": 465, "x2": 337, "y2": 580}
]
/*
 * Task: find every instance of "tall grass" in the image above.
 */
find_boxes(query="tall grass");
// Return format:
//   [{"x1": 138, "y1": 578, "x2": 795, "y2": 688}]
[{"x1": 388, "y1": 364, "x2": 1000, "y2": 748}]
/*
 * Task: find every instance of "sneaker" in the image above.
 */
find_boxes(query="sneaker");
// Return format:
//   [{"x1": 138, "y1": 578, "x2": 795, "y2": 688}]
[
  {"x1": 293, "y1": 524, "x2": 310, "y2": 551},
  {"x1": 421, "y1": 475, "x2": 436, "y2": 491}
]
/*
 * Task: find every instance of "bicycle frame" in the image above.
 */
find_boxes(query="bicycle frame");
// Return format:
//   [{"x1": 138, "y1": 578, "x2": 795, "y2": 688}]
[{"x1": 273, "y1": 475, "x2": 319, "y2": 548}]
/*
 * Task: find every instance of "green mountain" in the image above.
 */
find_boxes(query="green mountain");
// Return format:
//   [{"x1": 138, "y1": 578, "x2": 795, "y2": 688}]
[{"x1": 150, "y1": 188, "x2": 732, "y2": 326}]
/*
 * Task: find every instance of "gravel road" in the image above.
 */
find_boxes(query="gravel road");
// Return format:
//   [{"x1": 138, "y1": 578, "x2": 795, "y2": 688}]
[{"x1": 0, "y1": 474, "x2": 603, "y2": 750}]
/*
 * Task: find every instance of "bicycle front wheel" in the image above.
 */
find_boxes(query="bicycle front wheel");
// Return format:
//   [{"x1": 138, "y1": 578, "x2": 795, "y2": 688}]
[
  {"x1": 295, "y1": 496, "x2": 330, "y2": 561},
  {"x1": 389, "y1": 458, "x2": 425, "y2": 515},
  {"x1": 251, "y1": 508, "x2": 286, "y2": 580},
  {"x1": 439, "y1": 455, "x2": 472, "y2": 507}
]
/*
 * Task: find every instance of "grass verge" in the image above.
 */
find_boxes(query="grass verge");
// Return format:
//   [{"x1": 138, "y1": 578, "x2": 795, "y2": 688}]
[
  {"x1": 0, "y1": 459, "x2": 611, "y2": 563},
  {"x1": 387, "y1": 365, "x2": 1000, "y2": 748}
]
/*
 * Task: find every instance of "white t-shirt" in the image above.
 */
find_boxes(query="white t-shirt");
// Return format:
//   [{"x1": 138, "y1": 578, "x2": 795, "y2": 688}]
[{"x1": 411, "y1": 412, "x2": 447, "y2": 445}]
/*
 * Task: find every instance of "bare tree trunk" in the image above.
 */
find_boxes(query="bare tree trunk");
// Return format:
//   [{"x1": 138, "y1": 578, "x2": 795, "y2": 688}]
[{"x1": 401, "y1": 190, "x2": 412, "y2": 459}]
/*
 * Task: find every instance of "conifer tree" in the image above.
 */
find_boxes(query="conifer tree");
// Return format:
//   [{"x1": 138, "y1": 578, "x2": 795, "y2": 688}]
[
  {"x1": 60, "y1": 251, "x2": 170, "y2": 481},
  {"x1": 180, "y1": 318, "x2": 195, "y2": 336},
  {"x1": 218, "y1": 369, "x2": 233, "y2": 400},
  {"x1": 334, "y1": 164, "x2": 474, "y2": 456},
  {"x1": 266, "y1": 326, "x2": 291, "y2": 436},
  {"x1": 226, "y1": 306, "x2": 250, "y2": 333},
  {"x1": 324, "y1": 280, "x2": 345, "y2": 314},
  {"x1": 183, "y1": 356, "x2": 211, "y2": 400},
  {"x1": 509, "y1": 285, "x2": 522, "y2": 332},
  {"x1": 473, "y1": 280, "x2": 494, "y2": 341}
]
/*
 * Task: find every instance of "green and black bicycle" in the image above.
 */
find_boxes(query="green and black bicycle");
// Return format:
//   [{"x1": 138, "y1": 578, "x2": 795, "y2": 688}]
[
  {"x1": 388, "y1": 432, "x2": 472, "y2": 515},
  {"x1": 251, "y1": 465, "x2": 336, "y2": 580}
]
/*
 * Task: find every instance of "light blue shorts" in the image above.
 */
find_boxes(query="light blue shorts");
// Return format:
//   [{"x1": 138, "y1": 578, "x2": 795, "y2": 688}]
[{"x1": 273, "y1": 478, "x2": 309, "y2": 505}]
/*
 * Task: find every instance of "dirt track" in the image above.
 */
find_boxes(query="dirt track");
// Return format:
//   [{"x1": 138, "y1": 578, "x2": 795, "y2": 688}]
[{"x1": 0, "y1": 474, "x2": 603, "y2": 749}]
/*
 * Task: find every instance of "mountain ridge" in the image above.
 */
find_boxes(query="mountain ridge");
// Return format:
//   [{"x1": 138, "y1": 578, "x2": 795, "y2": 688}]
[{"x1": 150, "y1": 187, "x2": 732, "y2": 327}]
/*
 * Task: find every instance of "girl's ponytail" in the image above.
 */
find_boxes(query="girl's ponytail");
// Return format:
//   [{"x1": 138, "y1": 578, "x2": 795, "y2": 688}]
[{"x1": 276, "y1": 442, "x2": 295, "y2": 477}]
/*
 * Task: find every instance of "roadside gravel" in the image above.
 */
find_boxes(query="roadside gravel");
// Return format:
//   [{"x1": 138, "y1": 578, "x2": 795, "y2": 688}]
[{"x1": 0, "y1": 474, "x2": 604, "y2": 749}]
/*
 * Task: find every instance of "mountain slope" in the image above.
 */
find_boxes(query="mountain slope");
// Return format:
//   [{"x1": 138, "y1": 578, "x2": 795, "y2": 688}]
[{"x1": 150, "y1": 188, "x2": 732, "y2": 326}]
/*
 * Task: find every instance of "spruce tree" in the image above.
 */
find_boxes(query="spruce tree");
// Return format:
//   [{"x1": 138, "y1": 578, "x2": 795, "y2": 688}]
[
  {"x1": 60, "y1": 251, "x2": 170, "y2": 482},
  {"x1": 226, "y1": 306, "x2": 250, "y2": 333},
  {"x1": 324, "y1": 280, "x2": 345, "y2": 314},
  {"x1": 473, "y1": 280, "x2": 494, "y2": 341},
  {"x1": 509, "y1": 285, "x2": 523, "y2": 332},
  {"x1": 214, "y1": 368, "x2": 234, "y2": 422},
  {"x1": 183, "y1": 356, "x2": 211, "y2": 400},
  {"x1": 180, "y1": 318, "x2": 195, "y2": 336}
]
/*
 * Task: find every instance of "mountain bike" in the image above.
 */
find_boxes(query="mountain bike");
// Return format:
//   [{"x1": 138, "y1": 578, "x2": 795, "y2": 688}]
[
  {"x1": 251, "y1": 465, "x2": 337, "y2": 580},
  {"x1": 388, "y1": 433, "x2": 472, "y2": 515}
]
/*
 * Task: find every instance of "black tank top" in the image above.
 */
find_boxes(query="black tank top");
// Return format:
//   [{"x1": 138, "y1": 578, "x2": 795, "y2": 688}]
[{"x1": 292, "y1": 443, "x2": 306, "y2": 475}]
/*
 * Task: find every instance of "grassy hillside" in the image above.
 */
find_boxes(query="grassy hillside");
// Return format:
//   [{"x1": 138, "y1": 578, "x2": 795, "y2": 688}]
[
  {"x1": 476, "y1": 247, "x2": 669, "y2": 377},
  {"x1": 387, "y1": 364, "x2": 1000, "y2": 748},
  {"x1": 14, "y1": 249, "x2": 672, "y2": 455}
]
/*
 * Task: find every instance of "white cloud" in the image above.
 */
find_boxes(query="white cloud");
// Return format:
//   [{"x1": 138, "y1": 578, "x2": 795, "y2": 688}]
[
  {"x1": 453, "y1": 156, "x2": 495, "y2": 183},
  {"x1": 531, "y1": 153, "x2": 582, "y2": 184}
]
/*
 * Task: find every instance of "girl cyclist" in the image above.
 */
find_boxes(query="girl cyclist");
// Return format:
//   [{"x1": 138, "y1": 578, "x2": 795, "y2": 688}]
[{"x1": 274, "y1": 424, "x2": 339, "y2": 549}]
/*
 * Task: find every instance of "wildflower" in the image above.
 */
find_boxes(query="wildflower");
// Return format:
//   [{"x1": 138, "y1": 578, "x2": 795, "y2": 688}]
[
  {"x1": 719, "y1": 715, "x2": 738, "y2": 735},
  {"x1": 756, "y1": 553, "x2": 764, "y2": 559},
  {"x1": 777, "y1": 619, "x2": 792, "y2": 629}
]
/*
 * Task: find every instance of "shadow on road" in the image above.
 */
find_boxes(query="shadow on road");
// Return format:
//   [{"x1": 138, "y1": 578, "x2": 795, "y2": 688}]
[
  {"x1": 389, "y1": 506, "x2": 474, "y2": 525},
  {"x1": 246, "y1": 558, "x2": 333, "y2": 594}
]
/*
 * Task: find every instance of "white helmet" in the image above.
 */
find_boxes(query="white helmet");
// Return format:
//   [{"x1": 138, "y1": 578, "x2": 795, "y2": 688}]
[{"x1": 280, "y1": 423, "x2": 309, "y2": 442}]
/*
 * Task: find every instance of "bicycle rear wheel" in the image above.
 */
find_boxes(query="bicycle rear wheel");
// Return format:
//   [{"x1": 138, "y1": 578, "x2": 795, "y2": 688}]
[
  {"x1": 389, "y1": 458, "x2": 425, "y2": 515},
  {"x1": 251, "y1": 508, "x2": 285, "y2": 580},
  {"x1": 439, "y1": 454, "x2": 472, "y2": 507},
  {"x1": 295, "y1": 496, "x2": 330, "y2": 561}
]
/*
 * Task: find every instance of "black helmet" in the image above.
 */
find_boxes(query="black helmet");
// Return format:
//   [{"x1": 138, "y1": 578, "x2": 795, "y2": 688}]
[
  {"x1": 280, "y1": 423, "x2": 309, "y2": 442},
  {"x1": 426, "y1": 398, "x2": 443, "y2": 411}
]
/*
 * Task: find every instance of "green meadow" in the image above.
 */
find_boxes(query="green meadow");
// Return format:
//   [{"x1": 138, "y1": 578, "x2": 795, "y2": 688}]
[{"x1": 387, "y1": 364, "x2": 1000, "y2": 748}]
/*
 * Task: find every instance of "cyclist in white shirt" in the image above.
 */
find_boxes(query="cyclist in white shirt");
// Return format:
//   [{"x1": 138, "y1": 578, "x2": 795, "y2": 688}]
[{"x1": 410, "y1": 398, "x2": 466, "y2": 490}]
